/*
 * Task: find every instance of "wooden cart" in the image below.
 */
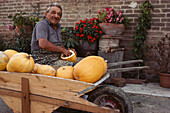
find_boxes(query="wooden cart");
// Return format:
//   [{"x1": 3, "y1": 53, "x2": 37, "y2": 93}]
[{"x1": 0, "y1": 60, "x2": 148, "y2": 113}]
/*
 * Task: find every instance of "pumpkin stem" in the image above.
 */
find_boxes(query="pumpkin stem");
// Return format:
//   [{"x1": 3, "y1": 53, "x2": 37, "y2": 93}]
[{"x1": 26, "y1": 55, "x2": 31, "y2": 59}]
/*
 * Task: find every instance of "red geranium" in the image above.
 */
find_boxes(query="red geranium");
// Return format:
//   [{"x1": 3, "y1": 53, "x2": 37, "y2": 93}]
[{"x1": 73, "y1": 17, "x2": 103, "y2": 44}]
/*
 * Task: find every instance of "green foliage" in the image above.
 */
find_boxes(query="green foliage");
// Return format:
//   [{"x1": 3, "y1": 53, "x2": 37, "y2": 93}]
[
  {"x1": 7, "y1": 11, "x2": 42, "y2": 53},
  {"x1": 61, "y1": 27, "x2": 79, "y2": 49},
  {"x1": 7, "y1": 28, "x2": 32, "y2": 53},
  {"x1": 8, "y1": 11, "x2": 41, "y2": 27},
  {"x1": 131, "y1": 1, "x2": 153, "y2": 78}
]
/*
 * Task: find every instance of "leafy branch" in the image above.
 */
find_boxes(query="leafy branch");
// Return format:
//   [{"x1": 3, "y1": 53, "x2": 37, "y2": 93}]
[{"x1": 131, "y1": 1, "x2": 154, "y2": 79}]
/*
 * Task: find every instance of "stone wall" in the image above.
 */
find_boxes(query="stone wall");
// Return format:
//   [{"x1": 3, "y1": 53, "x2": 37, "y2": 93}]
[{"x1": 0, "y1": 0, "x2": 170, "y2": 78}]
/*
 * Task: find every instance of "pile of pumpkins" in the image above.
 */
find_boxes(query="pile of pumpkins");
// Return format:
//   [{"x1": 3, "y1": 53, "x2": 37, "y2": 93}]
[{"x1": 0, "y1": 49, "x2": 107, "y2": 83}]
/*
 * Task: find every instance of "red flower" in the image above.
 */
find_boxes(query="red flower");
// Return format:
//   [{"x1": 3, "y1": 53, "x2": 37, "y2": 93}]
[
  {"x1": 80, "y1": 34, "x2": 84, "y2": 37},
  {"x1": 105, "y1": 7, "x2": 110, "y2": 12},
  {"x1": 76, "y1": 33, "x2": 79, "y2": 36},
  {"x1": 76, "y1": 26, "x2": 78, "y2": 29},
  {"x1": 80, "y1": 27, "x2": 83, "y2": 32},
  {"x1": 73, "y1": 17, "x2": 103, "y2": 44}
]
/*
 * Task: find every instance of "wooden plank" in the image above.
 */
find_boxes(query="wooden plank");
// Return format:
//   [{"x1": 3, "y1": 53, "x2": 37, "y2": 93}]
[
  {"x1": 0, "y1": 95, "x2": 60, "y2": 113},
  {"x1": 30, "y1": 94, "x2": 119, "y2": 113},
  {"x1": 108, "y1": 66, "x2": 150, "y2": 73},
  {"x1": 107, "y1": 60, "x2": 144, "y2": 67},
  {"x1": 0, "y1": 88, "x2": 119, "y2": 113},
  {"x1": 0, "y1": 71, "x2": 93, "y2": 92},
  {"x1": 31, "y1": 101, "x2": 60, "y2": 113},
  {"x1": 21, "y1": 78, "x2": 30, "y2": 113},
  {"x1": 0, "y1": 95, "x2": 21, "y2": 113},
  {"x1": 0, "y1": 71, "x2": 94, "y2": 103}
]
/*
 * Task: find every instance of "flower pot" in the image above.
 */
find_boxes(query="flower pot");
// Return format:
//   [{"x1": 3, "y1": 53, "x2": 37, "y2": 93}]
[
  {"x1": 99, "y1": 23, "x2": 125, "y2": 36},
  {"x1": 76, "y1": 40, "x2": 98, "y2": 57},
  {"x1": 158, "y1": 72, "x2": 170, "y2": 88},
  {"x1": 15, "y1": 25, "x2": 32, "y2": 35}
]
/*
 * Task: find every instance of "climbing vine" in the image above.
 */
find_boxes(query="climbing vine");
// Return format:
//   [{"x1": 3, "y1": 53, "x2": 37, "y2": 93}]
[{"x1": 132, "y1": 1, "x2": 153, "y2": 78}]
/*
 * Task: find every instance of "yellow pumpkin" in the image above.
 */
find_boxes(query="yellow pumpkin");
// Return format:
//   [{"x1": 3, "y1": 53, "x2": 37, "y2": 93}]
[
  {"x1": 86, "y1": 56, "x2": 107, "y2": 75},
  {"x1": 56, "y1": 66, "x2": 74, "y2": 79},
  {"x1": 4, "y1": 49, "x2": 18, "y2": 59},
  {"x1": 0, "y1": 51, "x2": 9, "y2": 71},
  {"x1": 37, "y1": 65, "x2": 56, "y2": 76},
  {"x1": 6, "y1": 52, "x2": 35, "y2": 73},
  {"x1": 32, "y1": 63, "x2": 42, "y2": 73},
  {"x1": 74, "y1": 56, "x2": 107, "y2": 83}
]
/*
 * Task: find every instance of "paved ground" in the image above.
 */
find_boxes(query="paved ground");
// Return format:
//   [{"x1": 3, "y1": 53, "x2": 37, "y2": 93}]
[
  {"x1": 129, "y1": 94, "x2": 170, "y2": 113},
  {"x1": 122, "y1": 83, "x2": 170, "y2": 113},
  {"x1": 0, "y1": 97, "x2": 13, "y2": 113},
  {"x1": 0, "y1": 83, "x2": 170, "y2": 113}
]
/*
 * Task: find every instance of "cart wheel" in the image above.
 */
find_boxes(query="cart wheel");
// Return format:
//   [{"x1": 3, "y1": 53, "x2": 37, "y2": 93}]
[{"x1": 87, "y1": 85, "x2": 133, "y2": 113}]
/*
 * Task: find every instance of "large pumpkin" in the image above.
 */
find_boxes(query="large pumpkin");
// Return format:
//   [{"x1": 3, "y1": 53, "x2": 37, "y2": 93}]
[
  {"x1": 74, "y1": 56, "x2": 107, "y2": 83},
  {"x1": 0, "y1": 51, "x2": 9, "y2": 71},
  {"x1": 4, "y1": 49, "x2": 18, "y2": 59},
  {"x1": 37, "y1": 65, "x2": 56, "y2": 76},
  {"x1": 6, "y1": 52, "x2": 35, "y2": 73},
  {"x1": 56, "y1": 66, "x2": 74, "y2": 79}
]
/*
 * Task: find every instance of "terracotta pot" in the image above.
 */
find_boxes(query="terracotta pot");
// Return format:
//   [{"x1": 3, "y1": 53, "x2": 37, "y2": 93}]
[
  {"x1": 158, "y1": 72, "x2": 170, "y2": 88},
  {"x1": 15, "y1": 25, "x2": 22, "y2": 35},
  {"x1": 99, "y1": 23, "x2": 125, "y2": 35},
  {"x1": 15, "y1": 25, "x2": 32, "y2": 35}
]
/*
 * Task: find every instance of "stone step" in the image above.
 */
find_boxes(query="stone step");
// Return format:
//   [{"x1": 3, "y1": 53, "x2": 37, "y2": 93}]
[{"x1": 121, "y1": 83, "x2": 170, "y2": 98}]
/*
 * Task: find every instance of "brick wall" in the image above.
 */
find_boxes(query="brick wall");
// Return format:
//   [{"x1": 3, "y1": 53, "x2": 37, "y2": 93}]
[{"x1": 0, "y1": 0, "x2": 170, "y2": 78}]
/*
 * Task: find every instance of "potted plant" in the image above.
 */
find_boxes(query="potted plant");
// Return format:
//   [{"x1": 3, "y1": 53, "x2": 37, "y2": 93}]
[
  {"x1": 147, "y1": 34, "x2": 170, "y2": 88},
  {"x1": 61, "y1": 27, "x2": 79, "y2": 48},
  {"x1": 73, "y1": 17, "x2": 103, "y2": 56},
  {"x1": 8, "y1": 11, "x2": 41, "y2": 35},
  {"x1": 7, "y1": 11, "x2": 41, "y2": 53},
  {"x1": 97, "y1": 7, "x2": 130, "y2": 35}
]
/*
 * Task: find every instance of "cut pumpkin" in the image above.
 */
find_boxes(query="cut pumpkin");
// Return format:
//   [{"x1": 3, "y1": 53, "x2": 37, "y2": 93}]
[{"x1": 61, "y1": 50, "x2": 76, "y2": 63}]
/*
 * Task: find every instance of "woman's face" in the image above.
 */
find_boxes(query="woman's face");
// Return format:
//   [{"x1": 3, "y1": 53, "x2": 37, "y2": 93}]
[{"x1": 45, "y1": 6, "x2": 62, "y2": 26}]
